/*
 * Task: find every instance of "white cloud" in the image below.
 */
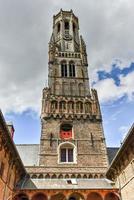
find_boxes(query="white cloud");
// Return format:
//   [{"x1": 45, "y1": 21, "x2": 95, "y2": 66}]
[
  {"x1": 94, "y1": 71, "x2": 134, "y2": 103},
  {"x1": 0, "y1": 0, "x2": 134, "y2": 113}
]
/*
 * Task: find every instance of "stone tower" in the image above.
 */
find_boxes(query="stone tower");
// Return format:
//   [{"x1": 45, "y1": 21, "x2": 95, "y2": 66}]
[{"x1": 40, "y1": 9, "x2": 108, "y2": 178}]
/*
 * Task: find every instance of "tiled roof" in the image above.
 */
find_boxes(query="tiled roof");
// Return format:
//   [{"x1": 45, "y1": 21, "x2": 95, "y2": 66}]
[
  {"x1": 107, "y1": 147, "x2": 119, "y2": 164},
  {"x1": 16, "y1": 144, "x2": 39, "y2": 166}
]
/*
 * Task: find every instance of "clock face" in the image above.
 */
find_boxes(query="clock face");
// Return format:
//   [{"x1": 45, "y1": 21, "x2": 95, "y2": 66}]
[{"x1": 63, "y1": 34, "x2": 72, "y2": 41}]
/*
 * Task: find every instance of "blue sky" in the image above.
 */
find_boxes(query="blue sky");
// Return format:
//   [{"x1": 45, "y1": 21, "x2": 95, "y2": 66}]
[
  {"x1": 4, "y1": 62, "x2": 134, "y2": 147},
  {"x1": 1, "y1": 0, "x2": 134, "y2": 147}
]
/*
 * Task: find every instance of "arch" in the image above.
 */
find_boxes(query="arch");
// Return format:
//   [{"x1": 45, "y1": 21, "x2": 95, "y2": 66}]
[
  {"x1": 58, "y1": 142, "x2": 77, "y2": 163},
  {"x1": 70, "y1": 82, "x2": 76, "y2": 96},
  {"x1": 85, "y1": 102, "x2": 92, "y2": 114},
  {"x1": 69, "y1": 61, "x2": 75, "y2": 77},
  {"x1": 60, "y1": 123, "x2": 73, "y2": 139},
  {"x1": 51, "y1": 174, "x2": 57, "y2": 179},
  {"x1": 65, "y1": 174, "x2": 69, "y2": 178},
  {"x1": 68, "y1": 101, "x2": 74, "y2": 113},
  {"x1": 100, "y1": 174, "x2": 104, "y2": 178},
  {"x1": 69, "y1": 192, "x2": 85, "y2": 200},
  {"x1": 51, "y1": 193, "x2": 66, "y2": 200},
  {"x1": 38, "y1": 174, "x2": 43, "y2": 179},
  {"x1": 87, "y1": 192, "x2": 103, "y2": 200},
  {"x1": 71, "y1": 174, "x2": 76, "y2": 178},
  {"x1": 31, "y1": 174, "x2": 37, "y2": 179},
  {"x1": 59, "y1": 101, "x2": 66, "y2": 112},
  {"x1": 77, "y1": 174, "x2": 81, "y2": 179},
  {"x1": 73, "y1": 23, "x2": 76, "y2": 33},
  {"x1": 104, "y1": 193, "x2": 120, "y2": 200},
  {"x1": 55, "y1": 81, "x2": 60, "y2": 95},
  {"x1": 32, "y1": 193, "x2": 47, "y2": 200},
  {"x1": 45, "y1": 173, "x2": 50, "y2": 179},
  {"x1": 94, "y1": 174, "x2": 98, "y2": 179},
  {"x1": 76, "y1": 101, "x2": 83, "y2": 113},
  {"x1": 63, "y1": 82, "x2": 69, "y2": 95},
  {"x1": 51, "y1": 101, "x2": 58, "y2": 112},
  {"x1": 83, "y1": 174, "x2": 87, "y2": 178},
  {"x1": 13, "y1": 193, "x2": 29, "y2": 200},
  {"x1": 79, "y1": 83, "x2": 84, "y2": 96},
  {"x1": 64, "y1": 21, "x2": 69, "y2": 30},
  {"x1": 58, "y1": 174, "x2": 63, "y2": 179},
  {"x1": 61, "y1": 60, "x2": 67, "y2": 77},
  {"x1": 57, "y1": 22, "x2": 61, "y2": 33},
  {"x1": 88, "y1": 174, "x2": 93, "y2": 178}
]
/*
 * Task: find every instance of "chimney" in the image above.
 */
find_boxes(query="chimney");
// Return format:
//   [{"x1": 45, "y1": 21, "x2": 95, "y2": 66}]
[{"x1": 7, "y1": 122, "x2": 15, "y2": 139}]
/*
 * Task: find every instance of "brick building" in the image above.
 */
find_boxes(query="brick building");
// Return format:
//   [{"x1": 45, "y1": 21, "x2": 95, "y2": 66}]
[
  {"x1": 0, "y1": 111, "x2": 26, "y2": 200},
  {"x1": 0, "y1": 9, "x2": 124, "y2": 200},
  {"x1": 107, "y1": 124, "x2": 134, "y2": 200}
]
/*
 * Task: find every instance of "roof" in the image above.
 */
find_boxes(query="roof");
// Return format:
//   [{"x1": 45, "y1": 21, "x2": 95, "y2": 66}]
[
  {"x1": 16, "y1": 178, "x2": 116, "y2": 190},
  {"x1": 16, "y1": 144, "x2": 39, "y2": 166},
  {"x1": 107, "y1": 147, "x2": 119, "y2": 164},
  {"x1": 16, "y1": 144, "x2": 118, "y2": 167},
  {"x1": 107, "y1": 123, "x2": 134, "y2": 176}
]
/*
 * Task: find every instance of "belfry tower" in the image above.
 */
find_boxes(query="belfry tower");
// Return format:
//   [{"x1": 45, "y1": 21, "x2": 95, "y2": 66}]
[{"x1": 40, "y1": 9, "x2": 108, "y2": 178}]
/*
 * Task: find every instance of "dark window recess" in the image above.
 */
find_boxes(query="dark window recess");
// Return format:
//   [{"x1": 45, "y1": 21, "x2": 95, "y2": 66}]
[
  {"x1": 57, "y1": 23, "x2": 60, "y2": 33},
  {"x1": 69, "y1": 64, "x2": 75, "y2": 77},
  {"x1": 61, "y1": 148, "x2": 66, "y2": 162},
  {"x1": 65, "y1": 21, "x2": 69, "y2": 30},
  {"x1": 60, "y1": 148, "x2": 73, "y2": 162},
  {"x1": 68, "y1": 149, "x2": 73, "y2": 162},
  {"x1": 61, "y1": 124, "x2": 72, "y2": 131},
  {"x1": 61, "y1": 64, "x2": 67, "y2": 77}
]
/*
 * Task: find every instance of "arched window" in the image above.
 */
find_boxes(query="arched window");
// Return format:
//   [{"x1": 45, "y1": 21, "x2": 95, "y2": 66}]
[
  {"x1": 57, "y1": 22, "x2": 60, "y2": 33},
  {"x1": 76, "y1": 102, "x2": 83, "y2": 113},
  {"x1": 14, "y1": 193, "x2": 29, "y2": 200},
  {"x1": 60, "y1": 124, "x2": 72, "y2": 139},
  {"x1": 79, "y1": 83, "x2": 84, "y2": 96},
  {"x1": 85, "y1": 102, "x2": 91, "y2": 113},
  {"x1": 61, "y1": 61, "x2": 67, "y2": 77},
  {"x1": 73, "y1": 23, "x2": 76, "y2": 33},
  {"x1": 69, "y1": 62, "x2": 75, "y2": 77},
  {"x1": 65, "y1": 21, "x2": 69, "y2": 30},
  {"x1": 58, "y1": 142, "x2": 76, "y2": 163},
  {"x1": 59, "y1": 101, "x2": 66, "y2": 112},
  {"x1": 51, "y1": 101, "x2": 57, "y2": 112},
  {"x1": 68, "y1": 101, "x2": 74, "y2": 113}
]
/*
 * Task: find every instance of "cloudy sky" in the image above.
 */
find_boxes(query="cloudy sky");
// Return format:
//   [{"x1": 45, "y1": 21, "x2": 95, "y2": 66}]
[{"x1": 0, "y1": 0, "x2": 134, "y2": 147}]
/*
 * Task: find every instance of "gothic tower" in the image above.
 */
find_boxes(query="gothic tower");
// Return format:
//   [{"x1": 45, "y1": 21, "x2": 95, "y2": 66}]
[{"x1": 40, "y1": 9, "x2": 108, "y2": 178}]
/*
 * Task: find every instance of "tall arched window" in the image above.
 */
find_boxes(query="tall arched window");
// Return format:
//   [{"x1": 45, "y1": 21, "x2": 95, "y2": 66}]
[
  {"x1": 68, "y1": 101, "x2": 74, "y2": 113},
  {"x1": 61, "y1": 61, "x2": 67, "y2": 77},
  {"x1": 58, "y1": 142, "x2": 76, "y2": 163},
  {"x1": 76, "y1": 101, "x2": 83, "y2": 113},
  {"x1": 60, "y1": 123, "x2": 72, "y2": 139},
  {"x1": 69, "y1": 61, "x2": 75, "y2": 77},
  {"x1": 51, "y1": 101, "x2": 57, "y2": 112},
  {"x1": 59, "y1": 101, "x2": 66, "y2": 112},
  {"x1": 85, "y1": 102, "x2": 91, "y2": 113},
  {"x1": 64, "y1": 21, "x2": 69, "y2": 30},
  {"x1": 57, "y1": 22, "x2": 60, "y2": 33},
  {"x1": 79, "y1": 83, "x2": 84, "y2": 96}
]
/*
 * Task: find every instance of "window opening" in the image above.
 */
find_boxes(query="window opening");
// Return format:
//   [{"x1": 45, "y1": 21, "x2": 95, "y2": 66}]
[
  {"x1": 61, "y1": 63, "x2": 67, "y2": 77},
  {"x1": 69, "y1": 63, "x2": 75, "y2": 77},
  {"x1": 60, "y1": 148, "x2": 73, "y2": 162},
  {"x1": 65, "y1": 21, "x2": 69, "y2": 30},
  {"x1": 57, "y1": 23, "x2": 60, "y2": 33}
]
